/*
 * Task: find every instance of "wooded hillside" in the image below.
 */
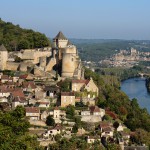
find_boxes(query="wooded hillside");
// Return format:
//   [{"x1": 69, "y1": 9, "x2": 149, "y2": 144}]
[{"x1": 0, "y1": 19, "x2": 51, "y2": 51}]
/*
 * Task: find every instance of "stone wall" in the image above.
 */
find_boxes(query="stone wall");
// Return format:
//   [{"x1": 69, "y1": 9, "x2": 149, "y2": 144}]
[
  {"x1": 6, "y1": 62, "x2": 19, "y2": 71},
  {"x1": 45, "y1": 58, "x2": 56, "y2": 72},
  {"x1": 0, "y1": 51, "x2": 8, "y2": 70},
  {"x1": 81, "y1": 115, "x2": 102, "y2": 123}
]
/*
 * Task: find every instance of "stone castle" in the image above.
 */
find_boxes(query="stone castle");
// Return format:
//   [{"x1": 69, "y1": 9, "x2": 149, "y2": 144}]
[{"x1": 0, "y1": 31, "x2": 84, "y2": 79}]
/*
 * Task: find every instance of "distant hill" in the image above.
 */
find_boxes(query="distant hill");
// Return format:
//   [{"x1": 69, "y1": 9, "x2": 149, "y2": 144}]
[
  {"x1": 0, "y1": 19, "x2": 51, "y2": 51},
  {"x1": 70, "y1": 39, "x2": 150, "y2": 62}
]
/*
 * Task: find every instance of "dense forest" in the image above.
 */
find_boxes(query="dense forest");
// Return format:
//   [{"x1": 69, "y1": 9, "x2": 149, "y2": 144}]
[
  {"x1": 95, "y1": 65, "x2": 150, "y2": 81},
  {"x1": 0, "y1": 18, "x2": 51, "y2": 51}
]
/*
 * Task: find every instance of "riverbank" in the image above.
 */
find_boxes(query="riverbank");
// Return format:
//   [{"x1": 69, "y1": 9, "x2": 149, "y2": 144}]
[
  {"x1": 146, "y1": 77, "x2": 150, "y2": 92},
  {"x1": 121, "y1": 77, "x2": 150, "y2": 113}
]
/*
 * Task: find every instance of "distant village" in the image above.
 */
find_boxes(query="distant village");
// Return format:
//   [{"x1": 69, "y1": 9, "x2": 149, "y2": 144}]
[
  {"x1": 0, "y1": 32, "x2": 148, "y2": 149},
  {"x1": 84, "y1": 48, "x2": 150, "y2": 70}
]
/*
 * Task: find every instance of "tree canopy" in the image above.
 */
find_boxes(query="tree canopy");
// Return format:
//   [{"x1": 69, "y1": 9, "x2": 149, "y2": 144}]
[
  {"x1": 0, "y1": 19, "x2": 51, "y2": 51},
  {"x1": 0, "y1": 106, "x2": 42, "y2": 149}
]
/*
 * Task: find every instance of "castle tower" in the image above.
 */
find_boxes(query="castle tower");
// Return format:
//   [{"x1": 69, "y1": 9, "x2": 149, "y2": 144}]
[
  {"x1": 53, "y1": 31, "x2": 68, "y2": 60},
  {"x1": 0, "y1": 44, "x2": 8, "y2": 70},
  {"x1": 131, "y1": 48, "x2": 137, "y2": 56},
  {"x1": 61, "y1": 45, "x2": 77, "y2": 78}
]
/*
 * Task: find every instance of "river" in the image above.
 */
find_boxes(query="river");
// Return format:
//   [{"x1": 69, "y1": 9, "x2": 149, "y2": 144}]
[{"x1": 121, "y1": 77, "x2": 150, "y2": 113}]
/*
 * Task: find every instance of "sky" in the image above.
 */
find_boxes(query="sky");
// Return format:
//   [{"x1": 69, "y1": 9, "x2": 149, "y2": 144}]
[{"x1": 0, "y1": 0, "x2": 150, "y2": 40}]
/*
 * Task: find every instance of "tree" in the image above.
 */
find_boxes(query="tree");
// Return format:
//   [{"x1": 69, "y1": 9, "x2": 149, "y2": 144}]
[
  {"x1": 66, "y1": 105, "x2": 75, "y2": 119},
  {"x1": 55, "y1": 134, "x2": 62, "y2": 142},
  {"x1": 72, "y1": 124, "x2": 78, "y2": 133},
  {"x1": 46, "y1": 115, "x2": 55, "y2": 126},
  {"x1": 113, "y1": 121, "x2": 119, "y2": 130},
  {"x1": 0, "y1": 107, "x2": 41, "y2": 149},
  {"x1": 18, "y1": 40, "x2": 29, "y2": 49},
  {"x1": 59, "y1": 79, "x2": 71, "y2": 92},
  {"x1": 12, "y1": 105, "x2": 26, "y2": 119}
]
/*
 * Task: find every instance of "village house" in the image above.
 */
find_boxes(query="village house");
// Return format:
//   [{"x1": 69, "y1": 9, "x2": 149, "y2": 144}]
[
  {"x1": 117, "y1": 123, "x2": 126, "y2": 132},
  {"x1": 43, "y1": 124, "x2": 64, "y2": 138},
  {"x1": 49, "y1": 107, "x2": 66, "y2": 123},
  {"x1": 41, "y1": 110, "x2": 49, "y2": 120},
  {"x1": 0, "y1": 88, "x2": 11, "y2": 97},
  {"x1": 81, "y1": 106, "x2": 105, "y2": 123},
  {"x1": 36, "y1": 101, "x2": 50, "y2": 108},
  {"x1": 61, "y1": 92, "x2": 75, "y2": 107},
  {"x1": 22, "y1": 81, "x2": 37, "y2": 92},
  {"x1": 25, "y1": 107, "x2": 40, "y2": 120},
  {"x1": 0, "y1": 84, "x2": 19, "y2": 98},
  {"x1": 44, "y1": 85, "x2": 60, "y2": 98},
  {"x1": 18, "y1": 74, "x2": 28, "y2": 84},
  {"x1": 81, "y1": 97, "x2": 96, "y2": 106},
  {"x1": 1, "y1": 75, "x2": 13, "y2": 83},
  {"x1": 120, "y1": 132, "x2": 130, "y2": 144},
  {"x1": 87, "y1": 136, "x2": 101, "y2": 144},
  {"x1": 12, "y1": 75, "x2": 20, "y2": 83},
  {"x1": 11, "y1": 88, "x2": 27, "y2": 108},
  {"x1": 0, "y1": 97, "x2": 8, "y2": 103},
  {"x1": 12, "y1": 96, "x2": 27, "y2": 109},
  {"x1": 5, "y1": 81, "x2": 16, "y2": 89},
  {"x1": 35, "y1": 87, "x2": 46, "y2": 99},
  {"x1": 76, "y1": 128, "x2": 86, "y2": 136},
  {"x1": 72, "y1": 77, "x2": 99, "y2": 95},
  {"x1": 99, "y1": 122, "x2": 114, "y2": 138}
]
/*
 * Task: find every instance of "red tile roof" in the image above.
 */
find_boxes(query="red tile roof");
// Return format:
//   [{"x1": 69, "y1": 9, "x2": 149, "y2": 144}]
[
  {"x1": 72, "y1": 79, "x2": 89, "y2": 85},
  {"x1": 61, "y1": 92, "x2": 75, "y2": 96},
  {"x1": 12, "y1": 89, "x2": 25, "y2": 98},
  {"x1": 102, "y1": 127, "x2": 112, "y2": 132},
  {"x1": 0, "y1": 85, "x2": 16, "y2": 93},
  {"x1": 99, "y1": 122, "x2": 111, "y2": 128},
  {"x1": 1, "y1": 75, "x2": 9, "y2": 80},
  {"x1": 25, "y1": 107, "x2": 40, "y2": 113},
  {"x1": 19, "y1": 74, "x2": 28, "y2": 79},
  {"x1": 12, "y1": 96, "x2": 26, "y2": 103},
  {"x1": 23, "y1": 81, "x2": 36, "y2": 89},
  {"x1": 53, "y1": 124, "x2": 62, "y2": 130}
]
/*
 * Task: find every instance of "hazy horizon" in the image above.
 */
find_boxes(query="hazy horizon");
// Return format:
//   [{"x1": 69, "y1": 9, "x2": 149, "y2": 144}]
[{"x1": 1, "y1": 0, "x2": 150, "y2": 40}]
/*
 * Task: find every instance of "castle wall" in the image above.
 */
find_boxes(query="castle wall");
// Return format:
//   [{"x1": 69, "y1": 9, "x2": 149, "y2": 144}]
[
  {"x1": 16, "y1": 49, "x2": 51, "y2": 64},
  {"x1": 6, "y1": 62, "x2": 19, "y2": 71},
  {"x1": 45, "y1": 58, "x2": 56, "y2": 72},
  {"x1": 39, "y1": 57, "x2": 47, "y2": 67},
  {"x1": 61, "y1": 45, "x2": 78, "y2": 78},
  {"x1": 62, "y1": 53, "x2": 76, "y2": 78},
  {"x1": 53, "y1": 39, "x2": 68, "y2": 48},
  {"x1": 0, "y1": 51, "x2": 8, "y2": 70},
  {"x1": 34, "y1": 67, "x2": 46, "y2": 76}
]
